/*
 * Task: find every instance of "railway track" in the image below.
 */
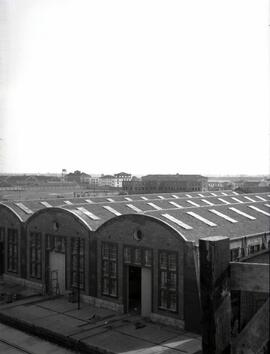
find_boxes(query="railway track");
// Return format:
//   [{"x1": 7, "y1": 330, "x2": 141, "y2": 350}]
[{"x1": 0, "y1": 337, "x2": 36, "y2": 354}]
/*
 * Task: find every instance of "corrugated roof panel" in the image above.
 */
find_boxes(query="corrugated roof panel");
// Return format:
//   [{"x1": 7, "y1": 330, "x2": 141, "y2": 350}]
[
  {"x1": 147, "y1": 202, "x2": 162, "y2": 210},
  {"x1": 256, "y1": 196, "x2": 267, "y2": 201},
  {"x1": 187, "y1": 200, "x2": 200, "y2": 207},
  {"x1": 248, "y1": 205, "x2": 270, "y2": 217},
  {"x1": 15, "y1": 202, "x2": 33, "y2": 214},
  {"x1": 126, "y1": 204, "x2": 143, "y2": 213},
  {"x1": 218, "y1": 198, "x2": 230, "y2": 205},
  {"x1": 244, "y1": 196, "x2": 256, "y2": 202},
  {"x1": 209, "y1": 209, "x2": 238, "y2": 223},
  {"x1": 125, "y1": 197, "x2": 133, "y2": 201},
  {"x1": 201, "y1": 199, "x2": 214, "y2": 206},
  {"x1": 169, "y1": 201, "x2": 183, "y2": 209},
  {"x1": 40, "y1": 201, "x2": 52, "y2": 207},
  {"x1": 229, "y1": 207, "x2": 256, "y2": 220},
  {"x1": 231, "y1": 197, "x2": 243, "y2": 203},
  {"x1": 162, "y1": 213, "x2": 193, "y2": 230},
  {"x1": 77, "y1": 207, "x2": 100, "y2": 220},
  {"x1": 186, "y1": 211, "x2": 217, "y2": 227},
  {"x1": 103, "y1": 205, "x2": 121, "y2": 216}
]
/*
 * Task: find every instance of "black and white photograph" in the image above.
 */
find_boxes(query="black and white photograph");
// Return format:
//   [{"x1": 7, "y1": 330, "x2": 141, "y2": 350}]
[{"x1": 0, "y1": 1, "x2": 269, "y2": 353}]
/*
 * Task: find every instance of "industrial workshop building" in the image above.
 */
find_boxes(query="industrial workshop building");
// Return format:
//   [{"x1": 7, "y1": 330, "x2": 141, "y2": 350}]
[
  {"x1": 0, "y1": 190, "x2": 269, "y2": 332},
  {"x1": 122, "y1": 174, "x2": 208, "y2": 194}
]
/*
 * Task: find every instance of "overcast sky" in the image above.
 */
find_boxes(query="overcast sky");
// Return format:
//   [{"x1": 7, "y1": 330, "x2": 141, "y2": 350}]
[{"x1": 0, "y1": 0, "x2": 269, "y2": 176}]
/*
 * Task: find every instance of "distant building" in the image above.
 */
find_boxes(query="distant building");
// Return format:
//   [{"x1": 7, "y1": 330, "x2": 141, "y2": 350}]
[
  {"x1": 66, "y1": 171, "x2": 91, "y2": 185},
  {"x1": 123, "y1": 174, "x2": 208, "y2": 194},
  {"x1": 208, "y1": 180, "x2": 233, "y2": 191},
  {"x1": 99, "y1": 175, "x2": 117, "y2": 187},
  {"x1": 114, "y1": 172, "x2": 132, "y2": 188}
]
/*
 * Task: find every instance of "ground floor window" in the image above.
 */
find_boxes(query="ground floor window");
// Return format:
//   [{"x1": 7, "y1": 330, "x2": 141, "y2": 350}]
[
  {"x1": 46, "y1": 235, "x2": 66, "y2": 253},
  {"x1": 230, "y1": 247, "x2": 240, "y2": 261},
  {"x1": 7, "y1": 229, "x2": 18, "y2": 273},
  {"x1": 30, "y1": 232, "x2": 42, "y2": 279},
  {"x1": 0, "y1": 227, "x2": 4, "y2": 242},
  {"x1": 158, "y1": 251, "x2": 177, "y2": 312},
  {"x1": 71, "y1": 238, "x2": 85, "y2": 290},
  {"x1": 101, "y1": 242, "x2": 118, "y2": 297},
  {"x1": 123, "y1": 246, "x2": 152, "y2": 267}
]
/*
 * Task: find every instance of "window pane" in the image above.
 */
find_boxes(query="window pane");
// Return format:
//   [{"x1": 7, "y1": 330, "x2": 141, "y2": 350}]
[
  {"x1": 144, "y1": 249, "x2": 152, "y2": 266},
  {"x1": 124, "y1": 247, "x2": 131, "y2": 263},
  {"x1": 168, "y1": 254, "x2": 176, "y2": 271},
  {"x1": 160, "y1": 289, "x2": 167, "y2": 308},
  {"x1": 160, "y1": 252, "x2": 167, "y2": 269},
  {"x1": 169, "y1": 292, "x2": 177, "y2": 311},
  {"x1": 161, "y1": 271, "x2": 167, "y2": 288},
  {"x1": 134, "y1": 248, "x2": 141, "y2": 264}
]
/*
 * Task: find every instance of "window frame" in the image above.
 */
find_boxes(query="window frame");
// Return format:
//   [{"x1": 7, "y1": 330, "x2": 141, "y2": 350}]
[
  {"x1": 101, "y1": 242, "x2": 118, "y2": 298},
  {"x1": 158, "y1": 250, "x2": 178, "y2": 313},
  {"x1": 7, "y1": 228, "x2": 18, "y2": 274},
  {"x1": 29, "y1": 232, "x2": 42, "y2": 279}
]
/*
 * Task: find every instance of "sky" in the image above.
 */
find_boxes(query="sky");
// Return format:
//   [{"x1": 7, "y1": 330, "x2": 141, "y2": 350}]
[{"x1": 0, "y1": 0, "x2": 269, "y2": 176}]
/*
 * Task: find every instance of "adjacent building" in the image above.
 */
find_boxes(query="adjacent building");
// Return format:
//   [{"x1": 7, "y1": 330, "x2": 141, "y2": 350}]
[{"x1": 123, "y1": 174, "x2": 208, "y2": 194}]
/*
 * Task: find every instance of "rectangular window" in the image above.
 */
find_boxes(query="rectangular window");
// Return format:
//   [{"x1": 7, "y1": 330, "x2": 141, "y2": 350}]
[
  {"x1": 123, "y1": 246, "x2": 152, "y2": 267},
  {"x1": 158, "y1": 251, "x2": 177, "y2": 312},
  {"x1": 0, "y1": 227, "x2": 5, "y2": 242},
  {"x1": 29, "y1": 232, "x2": 42, "y2": 279},
  {"x1": 71, "y1": 238, "x2": 85, "y2": 290},
  {"x1": 101, "y1": 242, "x2": 118, "y2": 297},
  {"x1": 46, "y1": 235, "x2": 65, "y2": 253},
  {"x1": 230, "y1": 248, "x2": 240, "y2": 261},
  {"x1": 7, "y1": 229, "x2": 18, "y2": 273}
]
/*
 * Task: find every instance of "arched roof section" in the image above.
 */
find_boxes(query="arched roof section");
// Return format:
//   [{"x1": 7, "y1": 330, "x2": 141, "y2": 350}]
[
  {"x1": 0, "y1": 203, "x2": 24, "y2": 223},
  {"x1": 25, "y1": 206, "x2": 93, "y2": 232},
  {"x1": 95, "y1": 213, "x2": 187, "y2": 243}
]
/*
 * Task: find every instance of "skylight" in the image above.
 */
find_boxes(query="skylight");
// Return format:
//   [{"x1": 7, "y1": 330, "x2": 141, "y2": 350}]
[
  {"x1": 125, "y1": 197, "x2": 133, "y2": 201},
  {"x1": 221, "y1": 192, "x2": 228, "y2": 196},
  {"x1": 264, "y1": 204, "x2": 270, "y2": 208},
  {"x1": 103, "y1": 206, "x2": 121, "y2": 216},
  {"x1": 186, "y1": 194, "x2": 192, "y2": 198},
  {"x1": 231, "y1": 197, "x2": 243, "y2": 203},
  {"x1": 162, "y1": 213, "x2": 193, "y2": 230},
  {"x1": 211, "y1": 193, "x2": 217, "y2": 196},
  {"x1": 232, "y1": 192, "x2": 239, "y2": 195},
  {"x1": 85, "y1": 199, "x2": 93, "y2": 204},
  {"x1": 15, "y1": 202, "x2": 33, "y2": 214},
  {"x1": 229, "y1": 207, "x2": 256, "y2": 220},
  {"x1": 77, "y1": 207, "x2": 100, "y2": 220},
  {"x1": 187, "y1": 200, "x2": 200, "y2": 207},
  {"x1": 248, "y1": 205, "x2": 270, "y2": 217},
  {"x1": 107, "y1": 198, "x2": 114, "y2": 202},
  {"x1": 218, "y1": 198, "x2": 230, "y2": 205},
  {"x1": 126, "y1": 204, "x2": 143, "y2": 213},
  {"x1": 169, "y1": 201, "x2": 183, "y2": 208},
  {"x1": 147, "y1": 202, "x2": 162, "y2": 210},
  {"x1": 40, "y1": 201, "x2": 52, "y2": 207},
  {"x1": 141, "y1": 196, "x2": 148, "y2": 201},
  {"x1": 209, "y1": 209, "x2": 238, "y2": 223},
  {"x1": 256, "y1": 196, "x2": 267, "y2": 201},
  {"x1": 186, "y1": 211, "x2": 217, "y2": 227},
  {"x1": 158, "y1": 196, "x2": 165, "y2": 199},
  {"x1": 198, "y1": 194, "x2": 204, "y2": 197},
  {"x1": 64, "y1": 201, "x2": 72, "y2": 205},
  {"x1": 172, "y1": 195, "x2": 179, "y2": 199},
  {"x1": 201, "y1": 199, "x2": 214, "y2": 206},
  {"x1": 244, "y1": 196, "x2": 256, "y2": 202}
]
